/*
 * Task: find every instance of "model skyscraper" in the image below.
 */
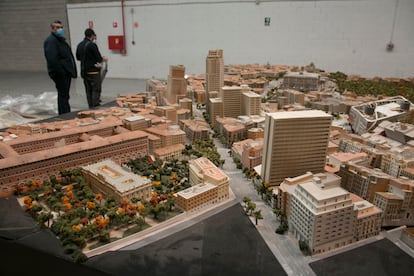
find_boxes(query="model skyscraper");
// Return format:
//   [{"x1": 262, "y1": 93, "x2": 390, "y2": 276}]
[
  {"x1": 205, "y1": 49, "x2": 224, "y2": 113},
  {"x1": 261, "y1": 110, "x2": 332, "y2": 186},
  {"x1": 166, "y1": 65, "x2": 187, "y2": 105}
]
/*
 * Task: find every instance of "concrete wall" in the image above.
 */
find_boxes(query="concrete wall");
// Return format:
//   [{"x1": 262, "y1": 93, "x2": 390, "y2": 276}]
[
  {"x1": 0, "y1": 0, "x2": 112, "y2": 73},
  {"x1": 0, "y1": 0, "x2": 69, "y2": 72},
  {"x1": 1, "y1": 1, "x2": 413, "y2": 79},
  {"x1": 66, "y1": 0, "x2": 414, "y2": 79}
]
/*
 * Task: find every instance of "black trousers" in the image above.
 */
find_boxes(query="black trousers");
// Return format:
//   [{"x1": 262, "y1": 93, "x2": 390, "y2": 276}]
[
  {"x1": 83, "y1": 73, "x2": 102, "y2": 108},
  {"x1": 50, "y1": 73, "x2": 72, "y2": 115}
]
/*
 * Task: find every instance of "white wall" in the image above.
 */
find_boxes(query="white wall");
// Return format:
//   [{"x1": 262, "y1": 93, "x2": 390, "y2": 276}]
[{"x1": 67, "y1": 0, "x2": 414, "y2": 79}]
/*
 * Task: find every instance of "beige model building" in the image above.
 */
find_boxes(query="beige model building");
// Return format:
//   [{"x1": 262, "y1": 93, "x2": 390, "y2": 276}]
[
  {"x1": 81, "y1": 159, "x2": 152, "y2": 202},
  {"x1": 247, "y1": 127, "x2": 264, "y2": 140},
  {"x1": 281, "y1": 89, "x2": 306, "y2": 106},
  {"x1": 179, "y1": 119, "x2": 210, "y2": 142},
  {"x1": 153, "y1": 144, "x2": 185, "y2": 161},
  {"x1": 205, "y1": 49, "x2": 224, "y2": 113},
  {"x1": 174, "y1": 182, "x2": 218, "y2": 212},
  {"x1": 338, "y1": 160, "x2": 390, "y2": 202},
  {"x1": 373, "y1": 178, "x2": 414, "y2": 227},
  {"x1": 221, "y1": 85, "x2": 243, "y2": 118},
  {"x1": 351, "y1": 194, "x2": 382, "y2": 241},
  {"x1": 154, "y1": 106, "x2": 177, "y2": 122},
  {"x1": 373, "y1": 192, "x2": 403, "y2": 225},
  {"x1": 209, "y1": 97, "x2": 223, "y2": 127},
  {"x1": 261, "y1": 110, "x2": 332, "y2": 186},
  {"x1": 232, "y1": 139, "x2": 254, "y2": 161},
  {"x1": 222, "y1": 122, "x2": 246, "y2": 145},
  {"x1": 282, "y1": 71, "x2": 320, "y2": 92},
  {"x1": 279, "y1": 172, "x2": 380, "y2": 255},
  {"x1": 0, "y1": 122, "x2": 149, "y2": 194},
  {"x1": 380, "y1": 150, "x2": 414, "y2": 178},
  {"x1": 166, "y1": 65, "x2": 187, "y2": 105},
  {"x1": 147, "y1": 78, "x2": 167, "y2": 93},
  {"x1": 400, "y1": 167, "x2": 414, "y2": 179},
  {"x1": 241, "y1": 139, "x2": 264, "y2": 170},
  {"x1": 189, "y1": 157, "x2": 229, "y2": 201},
  {"x1": 175, "y1": 156, "x2": 231, "y2": 212},
  {"x1": 122, "y1": 115, "x2": 152, "y2": 131},
  {"x1": 284, "y1": 173, "x2": 354, "y2": 254},
  {"x1": 338, "y1": 138, "x2": 385, "y2": 169},
  {"x1": 326, "y1": 151, "x2": 368, "y2": 173},
  {"x1": 380, "y1": 121, "x2": 414, "y2": 144},
  {"x1": 178, "y1": 98, "x2": 193, "y2": 116},
  {"x1": 242, "y1": 90, "x2": 262, "y2": 116},
  {"x1": 209, "y1": 85, "x2": 260, "y2": 121},
  {"x1": 145, "y1": 124, "x2": 186, "y2": 147}
]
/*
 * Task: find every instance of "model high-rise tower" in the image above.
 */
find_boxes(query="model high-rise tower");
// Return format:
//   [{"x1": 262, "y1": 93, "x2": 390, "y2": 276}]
[
  {"x1": 166, "y1": 65, "x2": 187, "y2": 105},
  {"x1": 205, "y1": 49, "x2": 224, "y2": 113},
  {"x1": 261, "y1": 110, "x2": 332, "y2": 186}
]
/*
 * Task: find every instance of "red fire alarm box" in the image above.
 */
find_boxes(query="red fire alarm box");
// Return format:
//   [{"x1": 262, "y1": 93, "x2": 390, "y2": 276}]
[{"x1": 108, "y1": 35, "x2": 124, "y2": 50}]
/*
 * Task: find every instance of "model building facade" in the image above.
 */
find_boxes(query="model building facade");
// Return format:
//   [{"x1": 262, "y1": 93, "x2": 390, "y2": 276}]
[
  {"x1": 81, "y1": 159, "x2": 152, "y2": 202},
  {"x1": 261, "y1": 110, "x2": 332, "y2": 186},
  {"x1": 205, "y1": 49, "x2": 224, "y2": 113},
  {"x1": 0, "y1": 119, "x2": 149, "y2": 194},
  {"x1": 277, "y1": 172, "x2": 382, "y2": 255},
  {"x1": 166, "y1": 65, "x2": 187, "y2": 105}
]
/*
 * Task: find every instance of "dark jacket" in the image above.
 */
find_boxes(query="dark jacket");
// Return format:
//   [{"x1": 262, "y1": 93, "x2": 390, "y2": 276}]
[
  {"x1": 76, "y1": 38, "x2": 103, "y2": 77},
  {"x1": 44, "y1": 33, "x2": 77, "y2": 78},
  {"x1": 75, "y1": 37, "x2": 89, "y2": 61}
]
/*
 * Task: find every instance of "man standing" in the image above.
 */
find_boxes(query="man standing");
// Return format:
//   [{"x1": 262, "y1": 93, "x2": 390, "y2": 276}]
[
  {"x1": 44, "y1": 20, "x2": 77, "y2": 115},
  {"x1": 76, "y1": 28, "x2": 108, "y2": 109}
]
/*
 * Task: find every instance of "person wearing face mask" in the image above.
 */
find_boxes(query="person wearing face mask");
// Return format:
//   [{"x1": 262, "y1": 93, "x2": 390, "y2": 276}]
[
  {"x1": 43, "y1": 20, "x2": 77, "y2": 115},
  {"x1": 76, "y1": 28, "x2": 108, "y2": 109}
]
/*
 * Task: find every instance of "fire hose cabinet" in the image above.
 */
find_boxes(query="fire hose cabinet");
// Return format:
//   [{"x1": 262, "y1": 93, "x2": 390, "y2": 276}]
[{"x1": 108, "y1": 35, "x2": 124, "y2": 50}]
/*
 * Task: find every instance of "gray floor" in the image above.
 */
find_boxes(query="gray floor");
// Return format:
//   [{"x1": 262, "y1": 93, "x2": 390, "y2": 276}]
[{"x1": 0, "y1": 71, "x2": 148, "y2": 112}]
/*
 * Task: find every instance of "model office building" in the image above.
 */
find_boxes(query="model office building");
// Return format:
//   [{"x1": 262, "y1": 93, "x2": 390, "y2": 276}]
[
  {"x1": 282, "y1": 71, "x2": 320, "y2": 92},
  {"x1": 277, "y1": 172, "x2": 382, "y2": 255},
  {"x1": 175, "y1": 157, "x2": 230, "y2": 211},
  {"x1": 205, "y1": 49, "x2": 224, "y2": 113},
  {"x1": 261, "y1": 110, "x2": 332, "y2": 186},
  {"x1": 166, "y1": 65, "x2": 187, "y2": 105},
  {"x1": 189, "y1": 157, "x2": 229, "y2": 201},
  {"x1": 81, "y1": 159, "x2": 152, "y2": 202}
]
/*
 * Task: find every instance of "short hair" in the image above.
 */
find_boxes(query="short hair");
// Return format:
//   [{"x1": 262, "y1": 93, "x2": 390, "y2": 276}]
[
  {"x1": 84, "y1": 28, "x2": 96, "y2": 38},
  {"x1": 50, "y1": 20, "x2": 62, "y2": 29}
]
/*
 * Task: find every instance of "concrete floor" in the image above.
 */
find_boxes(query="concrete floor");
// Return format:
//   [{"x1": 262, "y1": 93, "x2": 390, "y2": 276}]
[{"x1": 0, "y1": 71, "x2": 148, "y2": 113}]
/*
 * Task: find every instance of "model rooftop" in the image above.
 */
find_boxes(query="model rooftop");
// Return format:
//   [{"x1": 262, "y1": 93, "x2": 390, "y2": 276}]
[
  {"x1": 82, "y1": 159, "x2": 151, "y2": 193},
  {"x1": 193, "y1": 157, "x2": 228, "y2": 182},
  {"x1": 176, "y1": 182, "x2": 216, "y2": 199},
  {"x1": 268, "y1": 110, "x2": 331, "y2": 120}
]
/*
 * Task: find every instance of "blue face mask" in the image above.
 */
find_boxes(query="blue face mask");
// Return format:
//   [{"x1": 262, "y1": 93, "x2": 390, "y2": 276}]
[
  {"x1": 56, "y1": 28, "x2": 64, "y2": 37},
  {"x1": 92, "y1": 39, "x2": 97, "y2": 44}
]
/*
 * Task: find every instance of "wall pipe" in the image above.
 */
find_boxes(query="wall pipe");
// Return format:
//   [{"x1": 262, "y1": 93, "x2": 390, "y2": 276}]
[{"x1": 121, "y1": 0, "x2": 127, "y2": 55}]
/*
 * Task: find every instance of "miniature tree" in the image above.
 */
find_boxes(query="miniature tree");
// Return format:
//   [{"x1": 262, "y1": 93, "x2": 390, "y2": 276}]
[{"x1": 253, "y1": 210, "x2": 263, "y2": 226}]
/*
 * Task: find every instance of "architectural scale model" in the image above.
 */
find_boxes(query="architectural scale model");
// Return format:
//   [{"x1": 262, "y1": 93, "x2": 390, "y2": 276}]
[
  {"x1": 1, "y1": 47, "x2": 414, "y2": 262},
  {"x1": 261, "y1": 110, "x2": 332, "y2": 186},
  {"x1": 349, "y1": 96, "x2": 414, "y2": 135},
  {"x1": 276, "y1": 172, "x2": 382, "y2": 254},
  {"x1": 81, "y1": 159, "x2": 152, "y2": 202},
  {"x1": 175, "y1": 157, "x2": 230, "y2": 212}
]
